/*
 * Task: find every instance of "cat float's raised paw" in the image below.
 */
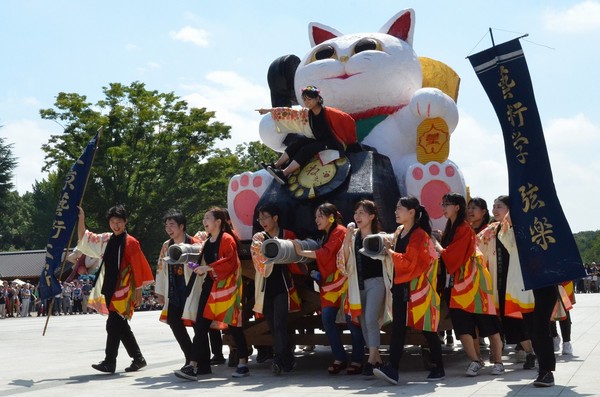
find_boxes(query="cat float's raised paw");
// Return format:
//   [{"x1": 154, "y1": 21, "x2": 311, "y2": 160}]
[
  {"x1": 405, "y1": 160, "x2": 465, "y2": 229},
  {"x1": 227, "y1": 170, "x2": 273, "y2": 240}
]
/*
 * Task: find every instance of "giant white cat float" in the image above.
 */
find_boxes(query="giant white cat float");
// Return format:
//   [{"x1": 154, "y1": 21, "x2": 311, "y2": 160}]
[{"x1": 228, "y1": 9, "x2": 466, "y2": 240}]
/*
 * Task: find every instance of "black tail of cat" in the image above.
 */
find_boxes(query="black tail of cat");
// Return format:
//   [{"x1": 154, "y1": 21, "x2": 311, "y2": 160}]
[{"x1": 267, "y1": 54, "x2": 300, "y2": 107}]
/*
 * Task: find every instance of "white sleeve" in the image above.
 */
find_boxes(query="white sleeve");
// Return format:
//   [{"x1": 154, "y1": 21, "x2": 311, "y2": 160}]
[{"x1": 77, "y1": 230, "x2": 111, "y2": 259}]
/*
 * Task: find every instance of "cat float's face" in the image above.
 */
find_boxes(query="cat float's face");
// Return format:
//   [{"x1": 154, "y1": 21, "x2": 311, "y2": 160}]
[{"x1": 295, "y1": 9, "x2": 423, "y2": 115}]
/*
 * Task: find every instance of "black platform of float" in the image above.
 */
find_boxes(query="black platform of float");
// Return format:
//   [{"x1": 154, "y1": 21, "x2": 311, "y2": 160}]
[{"x1": 252, "y1": 150, "x2": 401, "y2": 240}]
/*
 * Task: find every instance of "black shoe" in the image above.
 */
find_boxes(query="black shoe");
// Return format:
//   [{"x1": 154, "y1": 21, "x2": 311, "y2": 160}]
[
  {"x1": 533, "y1": 370, "x2": 555, "y2": 387},
  {"x1": 362, "y1": 362, "x2": 378, "y2": 376},
  {"x1": 427, "y1": 366, "x2": 446, "y2": 381},
  {"x1": 256, "y1": 347, "x2": 274, "y2": 363},
  {"x1": 260, "y1": 162, "x2": 277, "y2": 171},
  {"x1": 282, "y1": 360, "x2": 297, "y2": 373},
  {"x1": 266, "y1": 167, "x2": 288, "y2": 185},
  {"x1": 523, "y1": 353, "x2": 537, "y2": 370},
  {"x1": 92, "y1": 361, "x2": 116, "y2": 373},
  {"x1": 373, "y1": 363, "x2": 398, "y2": 385},
  {"x1": 196, "y1": 366, "x2": 212, "y2": 376},
  {"x1": 210, "y1": 355, "x2": 226, "y2": 365},
  {"x1": 272, "y1": 361, "x2": 282, "y2": 375},
  {"x1": 125, "y1": 357, "x2": 147, "y2": 372},
  {"x1": 174, "y1": 364, "x2": 197, "y2": 380},
  {"x1": 232, "y1": 365, "x2": 250, "y2": 378}
]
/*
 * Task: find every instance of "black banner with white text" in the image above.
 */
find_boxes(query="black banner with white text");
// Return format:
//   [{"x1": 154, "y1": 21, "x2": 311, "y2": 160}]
[{"x1": 468, "y1": 39, "x2": 586, "y2": 290}]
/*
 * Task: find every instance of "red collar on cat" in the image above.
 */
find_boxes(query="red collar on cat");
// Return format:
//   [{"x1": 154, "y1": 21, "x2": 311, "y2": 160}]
[{"x1": 350, "y1": 105, "x2": 405, "y2": 121}]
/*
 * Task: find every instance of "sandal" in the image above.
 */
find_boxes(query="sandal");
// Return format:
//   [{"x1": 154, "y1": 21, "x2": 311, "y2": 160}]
[
  {"x1": 346, "y1": 362, "x2": 363, "y2": 375},
  {"x1": 327, "y1": 360, "x2": 347, "y2": 375}
]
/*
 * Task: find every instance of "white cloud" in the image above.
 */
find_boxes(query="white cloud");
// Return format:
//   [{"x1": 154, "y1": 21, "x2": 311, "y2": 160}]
[
  {"x1": 2, "y1": 120, "x2": 56, "y2": 194},
  {"x1": 181, "y1": 71, "x2": 271, "y2": 149},
  {"x1": 451, "y1": 110, "x2": 600, "y2": 232},
  {"x1": 22, "y1": 97, "x2": 41, "y2": 107},
  {"x1": 136, "y1": 62, "x2": 162, "y2": 74},
  {"x1": 126, "y1": 43, "x2": 141, "y2": 51},
  {"x1": 169, "y1": 26, "x2": 210, "y2": 47},
  {"x1": 543, "y1": 1, "x2": 600, "y2": 33}
]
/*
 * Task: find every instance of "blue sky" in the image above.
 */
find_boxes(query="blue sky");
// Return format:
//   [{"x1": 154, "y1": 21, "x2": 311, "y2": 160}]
[{"x1": 1, "y1": 0, "x2": 599, "y2": 232}]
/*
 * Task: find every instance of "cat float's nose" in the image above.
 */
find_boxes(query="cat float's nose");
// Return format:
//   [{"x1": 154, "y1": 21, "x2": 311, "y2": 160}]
[{"x1": 339, "y1": 55, "x2": 349, "y2": 63}]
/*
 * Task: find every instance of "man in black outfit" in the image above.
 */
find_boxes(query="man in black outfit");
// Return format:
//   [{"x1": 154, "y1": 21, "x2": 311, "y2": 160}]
[{"x1": 77, "y1": 205, "x2": 154, "y2": 373}]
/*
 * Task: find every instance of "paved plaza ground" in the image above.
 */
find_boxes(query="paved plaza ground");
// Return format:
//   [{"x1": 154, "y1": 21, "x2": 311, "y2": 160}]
[{"x1": 1, "y1": 293, "x2": 599, "y2": 396}]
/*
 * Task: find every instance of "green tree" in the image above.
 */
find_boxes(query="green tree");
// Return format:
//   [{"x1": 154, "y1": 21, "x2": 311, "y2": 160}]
[
  {"x1": 0, "y1": 136, "x2": 17, "y2": 202},
  {"x1": 574, "y1": 230, "x2": 600, "y2": 264},
  {"x1": 0, "y1": 136, "x2": 18, "y2": 249},
  {"x1": 0, "y1": 190, "x2": 35, "y2": 250},
  {"x1": 40, "y1": 82, "x2": 232, "y2": 263},
  {"x1": 181, "y1": 142, "x2": 278, "y2": 232},
  {"x1": 23, "y1": 174, "x2": 64, "y2": 249}
]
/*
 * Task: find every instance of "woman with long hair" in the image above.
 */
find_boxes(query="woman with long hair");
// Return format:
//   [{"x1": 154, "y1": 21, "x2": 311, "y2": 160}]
[
  {"x1": 478, "y1": 195, "x2": 537, "y2": 369},
  {"x1": 258, "y1": 85, "x2": 356, "y2": 184},
  {"x1": 293, "y1": 203, "x2": 365, "y2": 375},
  {"x1": 467, "y1": 197, "x2": 490, "y2": 235},
  {"x1": 434, "y1": 193, "x2": 504, "y2": 377},
  {"x1": 342, "y1": 200, "x2": 389, "y2": 376},
  {"x1": 177, "y1": 207, "x2": 250, "y2": 380},
  {"x1": 373, "y1": 197, "x2": 444, "y2": 385}
]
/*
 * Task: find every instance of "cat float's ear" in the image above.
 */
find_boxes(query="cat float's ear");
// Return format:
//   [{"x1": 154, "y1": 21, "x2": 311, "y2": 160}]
[
  {"x1": 379, "y1": 9, "x2": 415, "y2": 46},
  {"x1": 308, "y1": 22, "x2": 343, "y2": 47}
]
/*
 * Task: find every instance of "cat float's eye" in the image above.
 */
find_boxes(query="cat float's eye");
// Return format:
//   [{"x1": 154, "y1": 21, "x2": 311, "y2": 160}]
[
  {"x1": 311, "y1": 45, "x2": 337, "y2": 62},
  {"x1": 353, "y1": 38, "x2": 382, "y2": 54}
]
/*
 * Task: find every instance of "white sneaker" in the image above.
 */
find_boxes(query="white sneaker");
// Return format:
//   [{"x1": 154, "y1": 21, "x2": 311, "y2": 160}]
[
  {"x1": 490, "y1": 363, "x2": 505, "y2": 375},
  {"x1": 562, "y1": 341, "x2": 573, "y2": 355},
  {"x1": 466, "y1": 360, "x2": 484, "y2": 377},
  {"x1": 553, "y1": 336, "x2": 561, "y2": 352}
]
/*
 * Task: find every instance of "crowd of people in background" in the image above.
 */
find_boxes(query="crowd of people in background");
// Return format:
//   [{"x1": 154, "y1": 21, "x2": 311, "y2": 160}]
[
  {"x1": 575, "y1": 263, "x2": 600, "y2": 293},
  {"x1": 3, "y1": 258, "x2": 588, "y2": 321},
  {"x1": 0, "y1": 278, "x2": 162, "y2": 319}
]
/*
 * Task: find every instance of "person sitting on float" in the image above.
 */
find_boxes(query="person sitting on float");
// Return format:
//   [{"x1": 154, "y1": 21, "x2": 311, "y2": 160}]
[{"x1": 257, "y1": 85, "x2": 356, "y2": 184}]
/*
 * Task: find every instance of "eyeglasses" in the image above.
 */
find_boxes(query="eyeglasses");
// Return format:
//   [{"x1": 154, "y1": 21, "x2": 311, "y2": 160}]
[{"x1": 256, "y1": 215, "x2": 272, "y2": 222}]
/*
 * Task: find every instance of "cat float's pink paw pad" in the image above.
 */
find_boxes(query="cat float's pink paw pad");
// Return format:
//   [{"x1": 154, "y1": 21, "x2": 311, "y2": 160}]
[
  {"x1": 406, "y1": 161, "x2": 465, "y2": 228},
  {"x1": 227, "y1": 170, "x2": 272, "y2": 240}
]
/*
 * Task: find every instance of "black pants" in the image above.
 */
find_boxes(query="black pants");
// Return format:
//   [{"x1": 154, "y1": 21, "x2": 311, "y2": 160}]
[
  {"x1": 105, "y1": 311, "x2": 143, "y2": 364},
  {"x1": 389, "y1": 284, "x2": 443, "y2": 370},
  {"x1": 209, "y1": 329, "x2": 223, "y2": 357},
  {"x1": 531, "y1": 285, "x2": 558, "y2": 372},
  {"x1": 550, "y1": 311, "x2": 571, "y2": 342},
  {"x1": 192, "y1": 317, "x2": 248, "y2": 371},
  {"x1": 191, "y1": 276, "x2": 248, "y2": 370},
  {"x1": 167, "y1": 301, "x2": 192, "y2": 364},
  {"x1": 285, "y1": 137, "x2": 341, "y2": 167},
  {"x1": 263, "y1": 291, "x2": 294, "y2": 367}
]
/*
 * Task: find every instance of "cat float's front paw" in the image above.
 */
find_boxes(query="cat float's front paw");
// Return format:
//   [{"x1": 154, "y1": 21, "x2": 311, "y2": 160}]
[
  {"x1": 227, "y1": 170, "x2": 273, "y2": 240},
  {"x1": 408, "y1": 88, "x2": 459, "y2": 131},
  {"x1": 405, "y1": 160, "x2": 466, "y2": 230}
]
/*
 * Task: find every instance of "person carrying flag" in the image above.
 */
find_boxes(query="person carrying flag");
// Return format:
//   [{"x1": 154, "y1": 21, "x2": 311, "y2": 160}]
[{"x1": 77, "y1": 205, "x2": 154, "y2": 374}]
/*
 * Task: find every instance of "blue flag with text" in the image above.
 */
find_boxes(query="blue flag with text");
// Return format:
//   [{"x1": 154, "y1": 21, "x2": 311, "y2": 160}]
[
  {"x1": 39, "y1": 132, "x2": 99, "y2": 300},
  {"x1": 468, "y1": 39, "x2": 586, "y2": 290}
]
